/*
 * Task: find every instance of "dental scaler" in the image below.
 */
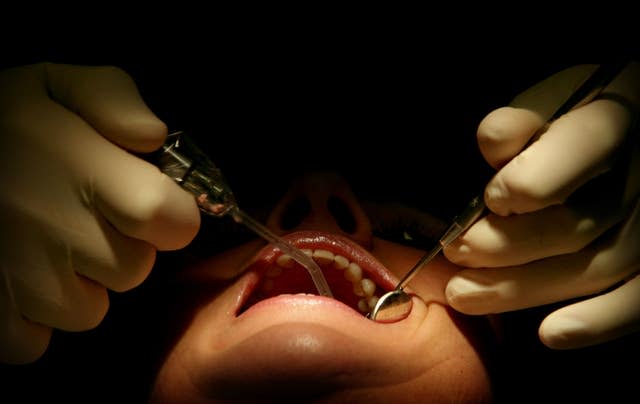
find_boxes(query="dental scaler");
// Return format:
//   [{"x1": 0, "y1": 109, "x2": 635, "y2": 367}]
[{"x1": 155, "y1": 131, "x2": 333, "y2": 297}]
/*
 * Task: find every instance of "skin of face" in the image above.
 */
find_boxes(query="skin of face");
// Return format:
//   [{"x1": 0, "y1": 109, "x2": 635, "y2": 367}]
[{"x1": 148, "y1": 172, "x2": 495, "y2": 403}]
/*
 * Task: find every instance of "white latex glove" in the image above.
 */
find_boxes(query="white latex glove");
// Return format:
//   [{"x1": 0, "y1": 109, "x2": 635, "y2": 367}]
[
  {"x1": 0, "y1": 63, "x2": 200, "y2": 364},
  {"x1": 444, "y1": 62, "x2": 640, "y2": 349}
]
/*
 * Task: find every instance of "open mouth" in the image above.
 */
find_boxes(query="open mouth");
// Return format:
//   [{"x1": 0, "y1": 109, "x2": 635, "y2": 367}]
[
  {"x1": 154, "y1": 229, "x2": 489, "y2": 403},
  {"x1": 237, "y1": 231, "x2": 406, "y2": 320}
]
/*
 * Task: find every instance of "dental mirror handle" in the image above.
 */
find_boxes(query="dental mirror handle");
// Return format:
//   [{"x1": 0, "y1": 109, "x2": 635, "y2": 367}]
[{"x1": 396, "y1": 195, "x2": 485, "y2": 290}]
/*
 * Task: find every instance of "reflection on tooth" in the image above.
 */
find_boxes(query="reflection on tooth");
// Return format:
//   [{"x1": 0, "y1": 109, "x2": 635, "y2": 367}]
[
  {"x1": 344, "y1": 262, "x2": 362, "y2": 283},
  {"x1": 262, "y1": 279, "x2": 274, "y2": 292},
  {"x1": 358, "y1": 299, "x2": 369, "y2": 313},
  {"x1": 301, "y1": 249, "x2": 313, "y2": 257},
  {"x1": 353, "y1": 282, "x2": 366, "y2": 297},
  {"x1": 276, "y1": 254, "x2": 295, "y2": 269},
  {"x1": 367, "y1": 296, "x2": 379, "y2": 310},
  {"x1": 333, "y1": 255, "x2": 349, "y2": 270},
  {"x1": 312, "y1": 249, "x2": 334, "y2": 266},
  {"x1": 361, "y1": 278, "x2": 376, "y2": 297},
  {"x1": 266, "y1": 266, "x2": 283, "y2": 278}
]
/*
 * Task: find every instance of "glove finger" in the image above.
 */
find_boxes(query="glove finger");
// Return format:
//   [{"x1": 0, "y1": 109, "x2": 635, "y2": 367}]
[
  {"x1": 0, "y1": 270, "x2": 52, "y2": 364},
  {"x1": 10, "y1": 258, "x2": 110, "y2": 332},
  {"x1": 485, "y1": 63, "x2": 639, "y2": 216},
  {"x1": 444, "y1": 207, "x2": 619, "y2": 268},
  {"x1": 91, "y1": 145, "x2": 201, "y2": 250},
  {"x1": 486, "y1": 100, "x2": 634, "y2": 216},
  {"x1": 477, "y1": 107, "x2": 545, "y2": 169},
  {"x1": 539, "y1": 272, "x2": 640, "y2": 349},
  {"x1": 0, "y1": 180, "x2": 111, "y2": 332},
  {"x1": 3, "y1": 214, "x2": 150, "y2": 331},
  {"x1": 44, "y1": 62, "x2": 167, "y2": 153},
  {"x1": 63, "y1": 208, "x2": 157, "y2": 292},
  {"x1": 444, "y1": 167, "x2": 630, "y2": 267},
  {"x1": 446, "y1": 197, "x2": 640, "y2": 314},
  {"x1": 477, "y1": 65, "x2": 598, "y2": 169},
  {"x1": 2, "y1": 64, "x2": 200, "y2": 251},
  {"x1": 0, "y1": 136, "x2": 155, "y2": 333}
]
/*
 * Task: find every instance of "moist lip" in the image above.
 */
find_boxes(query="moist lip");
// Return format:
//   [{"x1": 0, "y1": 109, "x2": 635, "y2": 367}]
[{"x1": 236, "y1": 231, "x2": 410, "y2": 320}]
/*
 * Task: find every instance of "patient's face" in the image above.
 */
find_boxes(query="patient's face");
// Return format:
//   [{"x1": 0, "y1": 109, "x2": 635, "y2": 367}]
[{"x1": 149, "y1": 171, "x2": 494, "y2": 403}]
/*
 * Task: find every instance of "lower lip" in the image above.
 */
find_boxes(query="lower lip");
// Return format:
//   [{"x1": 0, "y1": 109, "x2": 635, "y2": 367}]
[{"x1": 240, "y1": 293, "x2": 371, "y2": 322}]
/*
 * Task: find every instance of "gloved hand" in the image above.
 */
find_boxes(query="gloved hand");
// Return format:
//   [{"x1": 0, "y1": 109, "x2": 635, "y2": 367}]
[
  {"x1": 444, "y1": 62, "x2": 640, "y2": 349},
  {"x1": 0, "y1": 63, "x2": 201, "y2": 364}
]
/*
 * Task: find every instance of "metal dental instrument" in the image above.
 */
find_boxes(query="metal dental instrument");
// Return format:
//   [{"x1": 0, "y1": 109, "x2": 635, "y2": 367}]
[
  {"x1": 369, "y1": 61, "x2": 630, "y2": 322},
  {"x1": 155, "y1": 131, "x2": 333, "y2": 298},
  {"x1": 369, "y1": 196, "x2": 485, "y2": 322}
]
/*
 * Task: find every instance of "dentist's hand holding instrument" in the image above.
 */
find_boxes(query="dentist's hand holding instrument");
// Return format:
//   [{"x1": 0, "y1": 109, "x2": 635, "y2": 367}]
[
  {"x1": 370, "y1": 61, "x2": 629, "y2": 323},
  {"x1": 445, "y1": 61, "x2": 640, "y2": 349},
  {"x1": 0, "y1": 62, "x2": 331, "y2": 366},
  {"x1": 0, "y1": 63, "x2": 202, "y2": 365},
  {"x1": 154, "y1": 131, "x2": 332, "y2": 298}
]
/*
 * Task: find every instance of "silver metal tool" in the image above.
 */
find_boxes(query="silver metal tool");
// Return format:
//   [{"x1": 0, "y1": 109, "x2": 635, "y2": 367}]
[
  {"x1": 155, "y1": 131, "x2": 333, "y2": 297},
  {"x1": 369, "y1": 196, "x2": 485, "y2": 322}
]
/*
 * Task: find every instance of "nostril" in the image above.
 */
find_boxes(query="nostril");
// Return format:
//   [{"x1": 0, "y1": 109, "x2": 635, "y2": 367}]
[
  {"x1": 280, "y1": 197, "x2": 312, "y2": 230},
  {"x1": 327, "y1": 195, "x2": 356, "y2": 234}
]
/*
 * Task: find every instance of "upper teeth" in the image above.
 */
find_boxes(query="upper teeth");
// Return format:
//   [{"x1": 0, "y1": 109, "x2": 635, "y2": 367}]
[
  {"x1": 276, "y1": 254, "x2": 296, "y2": 269},
  {"x1": 333, "y1": 254, "x2": 349, "y2": 270},
  {"x1": 344, "y1": 262, "x2": 362, "y2": 283},
  {"x1": 270, "y1": 249, "x2": 381, "y2": 313},
  {"x1": 312, "y1": 249, "x2": 335, "y2": 265}
]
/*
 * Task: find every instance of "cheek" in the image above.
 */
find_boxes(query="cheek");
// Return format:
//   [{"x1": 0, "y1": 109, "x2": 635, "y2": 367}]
[
  {"x1": 397, "y1": 305, "x2": 494, "y2": 403},
  {"x1": 150, "y1": 346, "x2": 206, "y2": 404},
  {"x1": 410, "y1": 255, "x2": 462, "y2": 305},
  {"x1": 181, "y1": 239, "x2": 265, "y2": 281},
  {"x1": 150, "y1": 294, "x2": 231, "y2": 403}
]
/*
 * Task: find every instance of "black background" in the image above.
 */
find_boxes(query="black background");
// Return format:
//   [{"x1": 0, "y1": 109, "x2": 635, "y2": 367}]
[{"x1": 2, "y1": 24, "x2": 639, "y2": 402}]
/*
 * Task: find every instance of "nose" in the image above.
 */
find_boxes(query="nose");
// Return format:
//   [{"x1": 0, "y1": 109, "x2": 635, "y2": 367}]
[{"x1": 266, "y1": 171, "x2": 373, "y2": 249}]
